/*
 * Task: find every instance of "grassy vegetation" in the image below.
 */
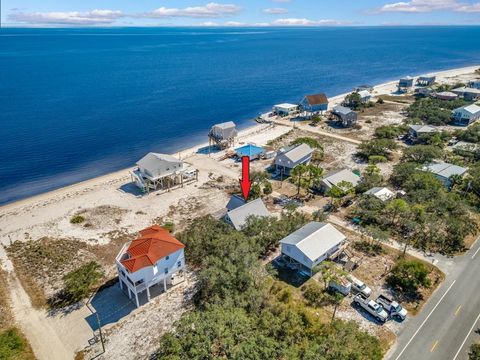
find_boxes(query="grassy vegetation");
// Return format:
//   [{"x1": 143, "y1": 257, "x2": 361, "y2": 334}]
[
  {"x1": 0, "y1": 270, "x2": 35, "y2": 360},
  {"x1": 69, "y1": 215, "x2": 85, "y2": 224},
  {"x1": 0, "y1": 328, "x2": 35, "y2": 360}
]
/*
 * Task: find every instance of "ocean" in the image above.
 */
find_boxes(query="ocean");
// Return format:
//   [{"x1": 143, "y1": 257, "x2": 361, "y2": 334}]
[{"x1": 1, "y1": 26, "x2": 480, "y2": 204}]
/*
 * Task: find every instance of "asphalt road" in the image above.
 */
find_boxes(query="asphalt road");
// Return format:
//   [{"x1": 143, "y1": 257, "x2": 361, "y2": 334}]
[{"x1": 387, "y1": 239, "x2": 480, "y2": 360}]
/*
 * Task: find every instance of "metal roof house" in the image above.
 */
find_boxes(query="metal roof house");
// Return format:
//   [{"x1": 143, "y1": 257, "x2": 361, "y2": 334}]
[
  {"x1": 452, "y1": 104, "x2": 480, "y2": 126},
  {"x1": 280, "y1": 222, "x2": 347, "y2": 273},
  {"x1": 422, "y1": 162, "x2": 468, "y2": 187},
  {"x1": 116, "y1": 225, "x2": 186, "y2": 307},
  {"x1": 299, "y1": 93, "x2": 329, "y2": 114},
  {"x1": 274, "y1": 143, "x2": 314, "y2": 176},
  {"x1": 417, "y1": 76, "x2": 436, "y2": 86},
  {"x1": 408, "y1": 124, "x2": 438, "y2": 140},
  {"x1": 398, "y1": 76, "x2": 414, "y2": 92},
  {"x1": 224, "y1": 196, "x2": 271, "y2": 230},
  {"x1": 358, "y1": 90, "x2": 372, "y2": 103},
  {"x1": 208, "y1": 121, "x2": 238, "y2": 149},
  {"x1": 273, "y1": 103, "x2": 298, "y2": 116},
  {"x1": 319, "y1": 169, "x2": 361, "y2": 193},
  {"x1": 131, "y1": 153, "x2": 198, "y2": 193},
  {"x1": 435, "y1": 91, "x2": 458, "y2": 101},
  {"x1": 332, "y1": 106, "x2": 358, "y2": 127},
  {"x1": 235, "y1": 144, "x2": 265, "y2": 161},
  {"x1": 451, "y1": 87, "x2": 480, "y2": 101},
  {"x1": 365, "y1": 187, "x2": 395, "y2": 201}
]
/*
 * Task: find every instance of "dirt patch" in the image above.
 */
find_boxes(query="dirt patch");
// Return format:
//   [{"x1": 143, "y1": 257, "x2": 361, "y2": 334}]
[{"x1": 72, "y1": 205, "x2": 129, "y2": 230}]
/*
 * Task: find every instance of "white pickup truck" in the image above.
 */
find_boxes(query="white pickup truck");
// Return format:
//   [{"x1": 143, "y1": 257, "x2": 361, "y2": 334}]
[
  {"x1": 376, "y1": 295, "x2": 408, "y2": 320},
  {"x1": 347, "y1": 275, "x2": 372, "y2": 297},
  {"x1": 353, "y1": 294, "x2": 389, "y2": 323}
]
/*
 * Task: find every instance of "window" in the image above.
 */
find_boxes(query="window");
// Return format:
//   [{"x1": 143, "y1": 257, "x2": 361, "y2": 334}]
[
  {"x1": 164, "y1": 268, "x2": 169, "y2": 274},
  {"x1": 166, "y1": 255, "x2": 169, "y2": 261},
  {"x1": 177, "y1": 261, "x2": 182, "y2": 268}
]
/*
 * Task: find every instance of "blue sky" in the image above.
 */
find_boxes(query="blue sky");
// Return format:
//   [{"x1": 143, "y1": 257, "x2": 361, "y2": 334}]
[{"x1": 2, "y1": 0, "x2": 480, "y2": 27}]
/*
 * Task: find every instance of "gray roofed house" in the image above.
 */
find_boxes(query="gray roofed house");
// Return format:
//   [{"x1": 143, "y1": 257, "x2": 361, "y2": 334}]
[
  {"x1": 136, "y1": 153, "x2": 184, "y2": 181},
  {"x1": 422, "y1": 162, "x2": 468, "y2": 187},
  {"x1": 319, "y1": 169, "x2": 361, "y2": 192},
  {"x1": 417, "y1": 76, "x2": 436, "y2": 86},
  {"x1": 280, "y1": 222, "x2": 347, "y2": 271},
  {"x1": 332, "y1": 106, "x2": 358, "y2": 127},
  {"x1": 132, "y1": 152, "x2": 198, "y2": 193},
  {"x1": 357, "y1": 90, "x2": 372, "y2": 103},
  {"x1": 451, "y1": 87, "x2": 480, "y2": 101},
  {"x1": 408, "y1": 124, "x2": 438, "y2": 140},
  {"x1": 274, "y1": 143, "x2": 314, "y2": 176},
  {"x1": 435, "y1": 91, "x2": 458, "y2": 101},
  {"x1": 225, "y1": 197, "x2": 271, "y2": 230},
  {"x1": 226, "y1": 194, "x2": 247, "y2": 211},
  {"x1": 452, "y1": 104, "x2": 480, "y2": 126},
  {"x1": 208, "y1": 121, "x2": 238, "y2": 149}
]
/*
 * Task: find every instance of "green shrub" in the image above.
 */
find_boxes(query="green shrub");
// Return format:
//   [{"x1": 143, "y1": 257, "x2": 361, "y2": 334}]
[
  {"x1": 387, "y1": 260, "x2": 431, "y2": 293},
  {"x1": 263, "y1": 182, "x2": 273, "y2": 195},
  {"x1": 353, "y1": 240, "x2": 384, "y2": 256},
  {"x1": 70, "y1": 215, "x2": 85, "y2": 224},
  {"x1": 469, "y1": 343, "x2": 480, "y2": 360},
  {"x1": 0, "y1": 328, "x2": 28, "y2": 359},
  {"x1": 162, "y1": 222, "x2": 175, "y2": 232}
]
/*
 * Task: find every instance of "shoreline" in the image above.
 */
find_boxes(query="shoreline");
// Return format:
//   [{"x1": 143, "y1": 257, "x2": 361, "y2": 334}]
[{"x1": 1, "y1": 63, "x2": 478, "y2": 213}]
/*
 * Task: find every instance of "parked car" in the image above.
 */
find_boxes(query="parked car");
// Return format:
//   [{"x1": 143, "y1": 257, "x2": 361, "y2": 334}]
[
  {"x1": 376, "y1": 295, "x2": 408, "y2": 320},
  {"x1": 353, "y1": 294, "x2": 389, "y2": 323},
  {"x1": 328, "y1": 278, "x2": 352, "y2": 296},
  {"x1": 347, "y1": 275, "x2": 372, "y2": 297}
]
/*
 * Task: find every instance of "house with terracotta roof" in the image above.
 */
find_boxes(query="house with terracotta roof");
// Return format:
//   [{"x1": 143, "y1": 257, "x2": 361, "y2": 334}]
[
  {"x1": 299, "y1": 93, "x2": 329, "y2": 114},
  {"x1": 116, "y1": 225, "x2": 186, "y2": 307}
]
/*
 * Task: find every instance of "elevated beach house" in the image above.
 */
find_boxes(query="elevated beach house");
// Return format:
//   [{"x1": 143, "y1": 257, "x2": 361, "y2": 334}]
[
  {"x1": 365, "y1": 187, "x2": 395, "y2": 201},
  {"x1": 422, "y1": 162, "x2": 468, "y2": 187},
  {"x1": 208, "y1": 121, "x2": 238, "y2": 149},
  {"x1": 274, "y1": 143, "x2": 314, "y2": 177},
  {"x1": 358, "y1": 90, "x2": 372, "y2": 103},
  {"x1": 435, "y1": 91, "x2": 458, "y2": 101},
  {"x1": 451, "y1": 87, "x2": 480, "y2": 101},
  {"x1": 408, "y1": 124, "x2": 438, "y2": 141},
  {"x1": 318, "y1": 169, "x2": 361, "y2": 193},
  {"x1": 469, "y1": 79, "x2": 480, "y2": 89},
  {"x1": 224, "y1": 195, "x2": 271, "y2": 230},
  {"x1": 273, "y1": 103, "x2": 298, "y2": 116},
  {"x1": 280, "y1": 222, "x2": 347, "y2": 275},
  {"x1": 452, "y1": 104, "x2": 480, "y2": 126},
  {"x1": 417, "y1": 76, "x2": 436, "y2": 86},
  {"x1": 332, "y1": 106, "x2": 358, "y2": 127},
  {"x1": 299, "y1": 93, "x2": 329, "y2": 114},
  {"x1": 131, "y1": 153, "x2": 197, "y2": 193},
  {"x1": 116, "y1": 225, "x2": 186, "y2": 307},
  {"x1": 398, "y1": 76, "x2": 414, "y2": 92}
]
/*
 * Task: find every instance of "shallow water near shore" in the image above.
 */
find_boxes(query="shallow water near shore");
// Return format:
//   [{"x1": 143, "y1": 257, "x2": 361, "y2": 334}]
[{"x1": 1, "y1": 26, "x2": 480, "y2": 204}]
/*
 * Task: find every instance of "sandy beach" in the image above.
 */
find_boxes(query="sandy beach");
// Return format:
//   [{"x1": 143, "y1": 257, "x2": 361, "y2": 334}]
[{"x1": 0, "y1": 63, "x2": 479, "y2": 360}]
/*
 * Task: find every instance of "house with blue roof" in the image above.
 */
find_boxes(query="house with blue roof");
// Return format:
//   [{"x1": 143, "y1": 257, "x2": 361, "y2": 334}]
[{"x1": 235, "y1": 144, "x2": 265, "y2": 161}]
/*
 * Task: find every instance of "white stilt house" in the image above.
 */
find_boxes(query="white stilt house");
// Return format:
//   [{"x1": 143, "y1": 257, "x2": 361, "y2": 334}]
[{"x1": 116, "y1": 225, "x2": 186, "y2": 308}]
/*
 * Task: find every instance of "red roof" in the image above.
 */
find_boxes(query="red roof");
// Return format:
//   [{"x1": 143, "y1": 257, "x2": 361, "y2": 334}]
[
  {"x1": 305, "y1": 93, "x2": 328, "y2": 105},
  {"x1": 121, "y1": 225, "x2": 185, "y2": 273}
]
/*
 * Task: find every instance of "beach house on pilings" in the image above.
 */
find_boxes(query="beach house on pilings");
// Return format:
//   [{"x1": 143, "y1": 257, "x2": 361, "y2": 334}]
[
  {"x1": 300, "y1": 93, "x2": 329, "y2": 115},
  {"x1": 116, "y1": 225, "x2": 186, "y2": 307},
  {"x1": 208, "y1": 121, "x2": 238, "y2": 149},
  {"x1": 131, "y1": 153, "x2": 198, "y2": 193}
]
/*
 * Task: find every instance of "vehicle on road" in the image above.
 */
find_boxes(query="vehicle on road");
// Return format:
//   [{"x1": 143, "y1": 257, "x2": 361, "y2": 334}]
[
  {"x1": 353, "y1": 294, "x2": 389, "y2": 323},
  {"x1": 376, "y1": 294, "x2": 408, "y2": 320},
  {"x1": 347, "y1": 275, "x2": 372, "y2": 297},
  {"x1": 328, "y1": 277, "x2": 352, "y2": 296}
]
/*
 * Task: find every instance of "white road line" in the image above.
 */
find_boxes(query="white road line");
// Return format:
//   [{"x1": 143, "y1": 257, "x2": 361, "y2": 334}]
[
  {"x1": 452, "y1": 311, "x2": 480, "y2": 360},
  {"x1": 394, "y1": 280, "x2": 457, "y2": 360},
  {"x1": 472, "y1": 246, "x2": 480, "y2": 259}
]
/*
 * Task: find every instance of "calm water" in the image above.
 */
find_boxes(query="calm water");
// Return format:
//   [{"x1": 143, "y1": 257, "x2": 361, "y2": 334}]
[{"x1": 1, "y1": 26, "x2": 480, "y2": 204}]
